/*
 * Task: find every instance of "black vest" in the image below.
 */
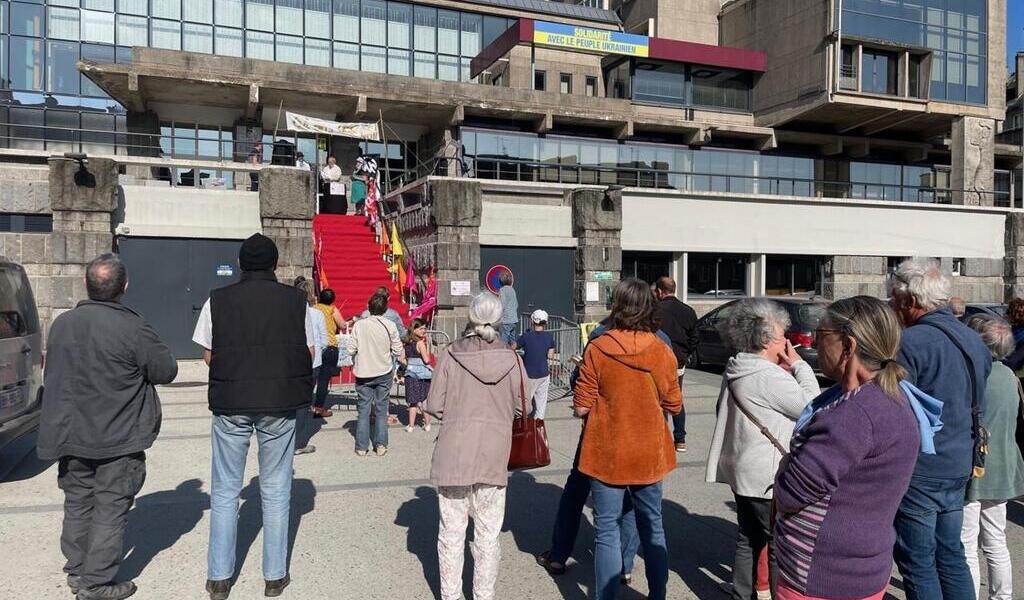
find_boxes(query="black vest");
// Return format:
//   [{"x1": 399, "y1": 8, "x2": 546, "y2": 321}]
[{"x1": 208, "y1": 270, "x2": 313, "y2": 415}]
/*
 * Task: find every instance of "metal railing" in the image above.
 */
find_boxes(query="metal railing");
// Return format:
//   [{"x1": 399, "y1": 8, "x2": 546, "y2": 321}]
[
  {"x1": 839, "y1": 64, "x2": 858, "y2": 90},
  {"x1": 462, "y1": 156, "x2": 1014, "y2": 207},
  {"x1": 516, "y1": 313, "x2": 582, "y2": 401}
]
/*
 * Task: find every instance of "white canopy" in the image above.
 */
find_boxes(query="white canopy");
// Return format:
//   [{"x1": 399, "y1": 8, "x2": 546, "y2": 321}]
[{"x1": 284, "y1": 112, "x2": 380, "y2": 140}]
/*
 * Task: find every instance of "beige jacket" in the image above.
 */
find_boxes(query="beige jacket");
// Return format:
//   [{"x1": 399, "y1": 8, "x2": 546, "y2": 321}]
[
  {"x1": 424, "y1": 335, "x2": 527, "y2": 488},
  {"x1": 346, "y1": 315, "x2": 405, "y2": 379}
]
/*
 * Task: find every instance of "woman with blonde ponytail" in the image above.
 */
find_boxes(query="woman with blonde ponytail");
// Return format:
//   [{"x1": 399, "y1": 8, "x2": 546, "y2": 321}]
[{"x1": 772, "y1": 296, "x2": 921, "y2": 600}]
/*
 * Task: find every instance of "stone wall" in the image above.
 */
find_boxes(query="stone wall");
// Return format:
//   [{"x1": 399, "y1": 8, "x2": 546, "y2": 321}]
[
  {"x1": 259, "y1": 166, "x2": 315, "y2": 283},
  {"x1": 570, "y1": 188, "x2": 621, "y2": 324},
  {"x1": 951, "y1": 116, "x2": 997, "y2": 206},
  {"x1": 823, "y1": 256, "x2": 887, "y2": 300}
]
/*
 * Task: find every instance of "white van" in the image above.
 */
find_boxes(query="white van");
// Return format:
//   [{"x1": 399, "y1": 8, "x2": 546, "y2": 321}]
[{"x1": 0, "y1": 260, "x2": 43, "y2": 448}]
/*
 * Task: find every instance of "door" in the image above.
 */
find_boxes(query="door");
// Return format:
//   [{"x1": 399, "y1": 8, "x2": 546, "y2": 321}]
[
  {"x1": 119, "y1": 238, "x2": 242, "y2": 359},
  {"x1": 0, "y1": 263, "x2": 41, "y2": 425},
  {"x1": 479, "y1": 246, "x2": 574, "y2": 321}
]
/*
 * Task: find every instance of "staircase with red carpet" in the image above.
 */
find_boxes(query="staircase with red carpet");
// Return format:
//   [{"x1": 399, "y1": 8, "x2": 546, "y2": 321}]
[{"x1": 313, "y1": 214, "x2": 410, "y2": 322}]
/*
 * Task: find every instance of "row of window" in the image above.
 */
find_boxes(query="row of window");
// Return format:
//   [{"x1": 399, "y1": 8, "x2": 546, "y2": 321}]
[
  {"x1": 460, "y1": 127, "x2": 980, "y2": 204},
  {"x1": 842, "y1": 0, "x2": 987, "y2": 104},
  {"x1": 605, "y1": 58, "x2": 752, "y2": 112},
  {"x1": 532, "y1": 70, "x2": 598, "y2": 97}
]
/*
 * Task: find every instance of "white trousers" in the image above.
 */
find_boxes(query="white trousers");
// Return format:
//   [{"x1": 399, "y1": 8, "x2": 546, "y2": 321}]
[
  {"x1": 528, "y1": 376, "x2": 551, "y2": 419},
  {"x1": 437, "y1": 484, "x2": 506, "y2": 600},
  {"x1": 961, "y1": 500, "x2": 1013, "y2": 600}
]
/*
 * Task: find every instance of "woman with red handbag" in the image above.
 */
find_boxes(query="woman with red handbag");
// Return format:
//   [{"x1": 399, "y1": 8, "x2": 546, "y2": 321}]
[
  {"x1": 423, "y1": 293, "x2": 527, "y2": 600},
  {"x1": 573, "y1": 278, "x2": 682, "y2": 600}
]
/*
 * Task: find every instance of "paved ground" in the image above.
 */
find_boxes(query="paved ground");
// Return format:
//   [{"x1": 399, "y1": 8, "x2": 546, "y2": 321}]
[{"x1": 3, "y1": 362, "x2": 1024, "y2": 600}]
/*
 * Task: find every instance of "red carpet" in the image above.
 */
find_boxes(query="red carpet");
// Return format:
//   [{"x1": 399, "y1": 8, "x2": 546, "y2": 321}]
[{"x1": 313, "y1": 214, "x2": 410, "y2": 322}]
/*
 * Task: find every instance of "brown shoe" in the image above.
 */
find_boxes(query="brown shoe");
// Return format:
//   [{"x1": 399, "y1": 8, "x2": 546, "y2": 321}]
[
  {"x1": 264, "y1": 575, "x2": 290, "y2": 597},
  {"x1": 674, "y1": 442, "x2": 687, "y2": 453},
  {"x1": 313, "y1": 407, "x2": 333, "y2": 418}
]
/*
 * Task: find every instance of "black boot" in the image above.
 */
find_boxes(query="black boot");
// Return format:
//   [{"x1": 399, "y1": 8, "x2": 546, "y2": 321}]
[
  {"x1": 264, "y1": 575, "x2": 291, "y2": 597},
  {"x1": 206, "y1": 579, "x2": 233, "y2": 600},
  {"x1": 76, "y1": 581, "x2": 137, "y2": 600}
]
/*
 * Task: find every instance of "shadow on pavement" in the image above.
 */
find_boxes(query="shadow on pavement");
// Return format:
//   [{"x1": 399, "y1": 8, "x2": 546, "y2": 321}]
[
  {"x1": 0, "y1": 431, "x2": 55, "y2": 482},
  {"x1": 120, "y1": 478, "x2": 208, "y2": 580},
  {"x1": 233, "y1": 477, "x2": 317, "y2": 580},
  {"x1": 662, "y1": 499, "x2": 736, "y2": 598},
  {"x1": 395, "y1": 486, "x2": 441, "y2": 599}
]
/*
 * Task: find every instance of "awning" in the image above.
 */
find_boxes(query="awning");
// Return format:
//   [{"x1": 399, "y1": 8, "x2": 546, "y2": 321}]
[{"x1": 285, "y1": 112, "x2": 380, "y2": 140}]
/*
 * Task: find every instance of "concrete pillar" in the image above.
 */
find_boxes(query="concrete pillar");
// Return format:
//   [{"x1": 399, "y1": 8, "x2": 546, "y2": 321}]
[
  {"x1": 671, "y1": 252, "x2": 686, "y2": 303},
  {"x1": 258, "y1": 166, "x2": 315, "y2": 283},
  {"x1": 47, "y1": 156, "x2": 118, "y2": 322},
  {"x1": 951, "y1": 116, "x2": 996, "y2": 206},
  {"x1": 749, "y1": 254, "x2": 766, "y2": 297},
  {"x1": 1005, "y1": 214, "x2": 1024, "y2": 300},
  {"x1": 823, "y1": 255, "x2": 887, "y2": 300},
  {"x1": 570, "y1": 187, "x2": 622, "y2": 325}
]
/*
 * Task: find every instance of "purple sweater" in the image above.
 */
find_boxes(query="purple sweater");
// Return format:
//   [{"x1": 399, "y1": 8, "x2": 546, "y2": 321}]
[{"x1": 774, "y1": 381, "x2": 919, "y2": 598}]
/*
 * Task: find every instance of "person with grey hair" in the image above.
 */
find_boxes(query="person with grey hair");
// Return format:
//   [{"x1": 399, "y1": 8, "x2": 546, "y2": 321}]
[
  {"x1": 705, "y1": 298, "x2": 820, "y2": 600},
  {"x1": 497, "y1": 271, "x2": 519, "y2": 345},
  {"x1": 887, "y1": 258, "x2": 992, "y2": 600},
  {"x1": 38, "y1": 253, "x2": 177, "y2": 600},
  {"x1": 960, "y1": 315, "x2": 1024, "y2": 600},
  {"x1": 424, "y1": 292, "x2": 527, "y2": 600}
]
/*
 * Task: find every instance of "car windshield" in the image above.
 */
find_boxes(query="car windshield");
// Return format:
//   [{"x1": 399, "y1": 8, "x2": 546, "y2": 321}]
[
  {"x1": 795, "y1": 303, "x2": 827, "y2": 330},
  {"x1": 0, "y1": 266, "x2": 38, "y2": 339}
]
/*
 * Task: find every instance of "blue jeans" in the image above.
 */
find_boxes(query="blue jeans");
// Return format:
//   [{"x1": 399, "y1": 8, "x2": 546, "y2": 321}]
[
  {"x1": 591, "y1": 480, "x2": 668, "y2": 600},
  {"x1": 208, "y1": 413, "x2": 296, "y2": 582},
  {"x1": 549, "y1": 466, "x2": 640, "y2": 573},
  {"x1": 355, "y1": 372, "x2": 393, "y2": 451},
  {"x1": 894, "y1": 475, "x2": 974, "y2": 600},
  {"x1": 500, "y1": 322, "x2": 516, "y2": 346}
]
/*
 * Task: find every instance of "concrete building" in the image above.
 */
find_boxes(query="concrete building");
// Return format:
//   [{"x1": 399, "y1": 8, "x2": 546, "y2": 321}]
[{"x1": 0, "y1": 0, "x2": 1019, "y2": 342}]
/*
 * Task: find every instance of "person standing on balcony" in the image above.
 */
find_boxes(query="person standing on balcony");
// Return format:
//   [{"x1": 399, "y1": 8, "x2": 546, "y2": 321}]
[
  {"x1": 320, "y1": 155, "x2": 347, "y2": 215},
  {"x1": 497, "y1": 271, "x2": 519, "y2": 346},
  {"x1": 38, "y1": 254, "x2": 177, "y2": 600},
  {"x1": 352, "y1": 162, "x2": 369, "y2": 217},
  {"x1": 192, "y1": 233, "x2": 315, "y2": 600},
  {"x1": 654, "y1": 276, "x2": 698, "y2": 453}
]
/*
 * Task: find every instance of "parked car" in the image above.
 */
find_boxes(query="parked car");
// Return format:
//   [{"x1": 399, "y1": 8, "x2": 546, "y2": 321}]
[
  {"x1": 688, "y1": 298, "x2": 827, "y2": 372},
  {"x1": 0, "y1": 260, "x2": 43, "y2": 448},
  {"x1": 963, "y1": 303, "x2": 1007, "y2": 321}
]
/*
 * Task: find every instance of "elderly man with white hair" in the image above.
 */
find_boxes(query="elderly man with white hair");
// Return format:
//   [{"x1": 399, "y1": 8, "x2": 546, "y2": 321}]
[{"x1": 887, "y1": 258, "x2": 991, "y2": 600}]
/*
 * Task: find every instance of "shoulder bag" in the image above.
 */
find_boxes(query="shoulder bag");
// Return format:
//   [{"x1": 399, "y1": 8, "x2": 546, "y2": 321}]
[
  {"x1": 508, "y1": 360, "x2": 551, "y2": 471},
  {"x1": 731, "y1": 393, "x2": 789, "y2": 457}
]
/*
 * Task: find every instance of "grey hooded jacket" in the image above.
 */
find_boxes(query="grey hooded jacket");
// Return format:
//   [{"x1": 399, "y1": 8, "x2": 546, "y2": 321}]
[{"x1": 424, "y1": 334, "x2": 527, "y2": 488}]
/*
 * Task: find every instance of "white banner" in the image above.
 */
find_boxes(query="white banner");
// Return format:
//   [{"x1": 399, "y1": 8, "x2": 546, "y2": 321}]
[{"x1": 285, "y1": 112, "x2": 380, "y2": 140}]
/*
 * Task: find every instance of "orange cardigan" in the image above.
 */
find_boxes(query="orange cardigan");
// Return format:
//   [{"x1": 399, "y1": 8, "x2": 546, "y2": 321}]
[{"x1": 574, "y1": 329, "x2": 683, "y2": 486}]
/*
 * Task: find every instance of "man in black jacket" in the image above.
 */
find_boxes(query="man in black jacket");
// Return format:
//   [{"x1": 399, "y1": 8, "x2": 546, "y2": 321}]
[
  {"x1": 192, "y1": 233, "x2": 314, "y2": 600},
  {"x1": 654, "y1": 276, "x2": 698, "y2": 452},
  {"x1": 38, "y1": 253, "x2": 177, "y2": 600}
]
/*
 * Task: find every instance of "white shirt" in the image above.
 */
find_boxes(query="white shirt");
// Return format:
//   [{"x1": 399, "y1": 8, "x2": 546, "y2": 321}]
[
  {"x1": 320, "y1": 164, "x2": 342, "y2": 182},
  {"x1": 307, "y1": 305, "x2": 328, "y2": 369},
  {"x1": 296, "y1": 159, "x2": 311, "y2": 170},
  {"x1": 192, "y1": 298, "x2": 316, "y2": 352}
]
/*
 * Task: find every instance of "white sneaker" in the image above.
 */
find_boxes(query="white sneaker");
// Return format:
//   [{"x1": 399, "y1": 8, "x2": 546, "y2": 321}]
[
  {"x1": 405, "y1": 425, "x2": 414, "y2": 433},
  {"x1": 423, "y1": 423, "x2": 431, "y2": 432}
]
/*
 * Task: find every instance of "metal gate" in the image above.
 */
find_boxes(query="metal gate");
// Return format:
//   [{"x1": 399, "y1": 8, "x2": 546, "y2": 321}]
[{"x1": 118, "y1": 237, "x2": 242, "y2": 359}]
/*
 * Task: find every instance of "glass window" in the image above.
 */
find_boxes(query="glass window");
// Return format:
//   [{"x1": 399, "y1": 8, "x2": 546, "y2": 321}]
[
  {"x1": 183, "y1": 0, "x2": 211, "y2": 22},
  {"x1": 151, "y1": 0, "x2": 179, "y2": 19},
  {"x1": 214, "y1": 0, "x2": 242, "y2": 27},
  {"x1": 80, "y1": 42, "x2": 113, "y2": 95},
  {"x1": 437, "y1": 9, "x2": 457, "y2": 55},
  {"x1": 559, "y1": 72, "x2": 571, "y2": 94},
  {"x1": 50, "y1": 0, "x2": 80, "y2": 7},
  {"x1": 534, "y1": 69, "x2": 545, "y2": 91},
  {"x1": 151, "y1": 18, "x2": 179, "y2": 49},
  {"x1": 246, "y1": 29, "x2": 272, "y2": 58},
  {"x1": 413, "y1": 50, "x2": 433, "y2": 78},
  {"x1": 766, "y1": 256, "x2": 823, "y2": 297},
  {"x1": 215, "y1": 26, "x2": 242, "y2": 55},
  {"x1": 633, "y1": 61, "x2": 686, "y2": 106},
  {"x1": 387, "y1": 2, "x2": 409, "y2": 49},
  {"x1": 387, "y1": 47, "x2": 408, "y2": 75},
  {"x1": 304, "y1": 0, "x2": 329, "y2": 39},
  {"x1": 0, "y1": 2, "x2": 7, "y2": 34},
  {"x1": 49, "y1": 7, "x2": 80, "y2": 40},
  {"x1": 275, "y1": 33, "x2": 301, "y2": 63},
  {"x1": 81, "y1": 9, "x2": 113, "y2": 42},
  {"x1": 459, "y1": 12, "x2": 479, "y2": 57},
  {"x1": 413, "y1": 5, "x2": 434, "y2": 52},
  {"x1": 946, "y1": 51, "x2": 965, "y2": 101},
  {"x1": 585, "y1": 76, "x2": 597, "y2": 97},
  {"x1": 117, "y1": 13, "x2": 146, "y2": 45},
  {"x1": 12, "y1": 3, "x2": 44, "y2": 36},
  {"x1": 83, "y1": 0, "x2": 113, "y2": 12},
  {"x1": 482, "y1": 15, "x2": 507, "y2": 48},
  {"x1": 245, "y1": 0, "x2": 272, "y2": 31},
  {"x1": 861, "y1": 49, "x2": 898, "y2": 94},
  {"x1": 305, "y1": 37, "x2": 329, "y2": 65},
  {"x1": 687, "y1": 253, "x2": 748, "y2": 298},
  {"x1": 10, "y1": 36, "x2": 43, "y2": 90},
  {"x1": 361, "y1": 0, "x2": 384, "y2": 43},
  {"x1": 117, "y1": 0, "x2": 147, "y2": 15},
  {"x1": 183, "y1": 22, "x2": 212, "y2": 52},
  {"x1": 46, "y1": 109, "x2": 79, "y2": 151},
  {"x1": 9, "y1": 106, "x2": 45, "y2": 150},
  {"x1": 437, "y1": 52, "x2": 457, "y2": 81},
  {"x1": 361, "y1": 43, "x2": 384, "y2": 72},
  {"x1": 332, "y1": 0, "x2": 357, "y2": 42},
  {"x1": 81, "y1": 111, "x2": 116, "y2": 154},
  {"x1": 332, "y1": 40, "x2": 357, "y2": 69},
  {"x1": 46, "y1": 40, "x2": 79, "y2": 94},
  {"x1": 275, "y1": 0, "x2": 301, "y2": 35},
  {"x1": 691, "y1": 66, "x2": 751, "y2": 110}
]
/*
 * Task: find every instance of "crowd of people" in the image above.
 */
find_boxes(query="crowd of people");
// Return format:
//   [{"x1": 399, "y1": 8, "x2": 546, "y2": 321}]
[{"x1": 32, "y1": 240, "x2": 1024, "y2": 600}]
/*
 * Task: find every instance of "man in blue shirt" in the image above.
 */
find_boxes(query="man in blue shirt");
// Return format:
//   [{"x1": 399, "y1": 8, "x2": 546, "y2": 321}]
[
  {"x1": 889, "y1": 258, "x2": 991, "y2": 600},
  {"x1": 514, "y1": 309, "x2": 556, "y2": 419}
]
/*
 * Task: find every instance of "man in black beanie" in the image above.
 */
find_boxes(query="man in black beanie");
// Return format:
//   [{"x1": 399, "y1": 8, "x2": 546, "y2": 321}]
[{"x1": 191, "y1": 233, "x2": 314, "y2": 600}]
